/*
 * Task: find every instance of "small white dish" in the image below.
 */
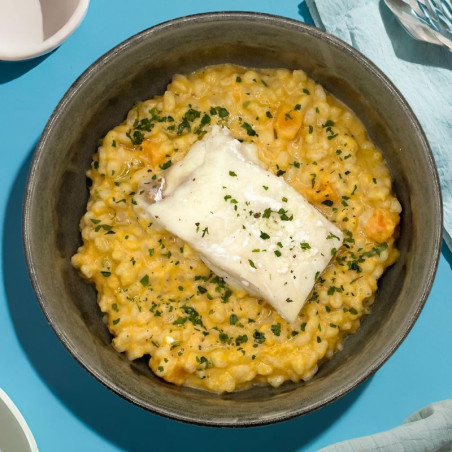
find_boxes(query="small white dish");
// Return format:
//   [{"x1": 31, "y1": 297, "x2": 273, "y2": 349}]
[
  {"x1": 0, "y1": 389, "x2": 38, "y2": 452},
  {"x1": 0, "y1": 0, "x2": 90, "y2": 61}
]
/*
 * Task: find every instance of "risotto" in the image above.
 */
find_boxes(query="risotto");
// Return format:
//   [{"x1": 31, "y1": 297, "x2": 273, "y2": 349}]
[{"x1": 71, "y1": 64, "x2": 401, "y2": 393}]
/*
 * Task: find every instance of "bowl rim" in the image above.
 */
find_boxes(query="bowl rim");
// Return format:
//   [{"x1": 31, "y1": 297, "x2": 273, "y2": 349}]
[
  {"x1": 0, "y1": 389, "x2": 39, "y2": 451},
  {"x1": 0, "y1": 0, "x2": 90, "y2": 61},
  {"x1": 23, "y1": 11, "x2": 443, "y2": 426}
]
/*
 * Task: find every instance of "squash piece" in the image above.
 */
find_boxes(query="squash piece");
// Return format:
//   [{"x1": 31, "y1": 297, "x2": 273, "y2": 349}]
[
  {"x1": 274, "y1": 103, "x2": 303, "y2": 140},
  {"x1": 365, "y1": 208, "x2": 399, "y2": 242},
  {"x1": 141, "y1": 140, "x2": 167, "y2": 168},
  {"x1": 294, "y1": 175, "x2": 338, "y2": 205}
]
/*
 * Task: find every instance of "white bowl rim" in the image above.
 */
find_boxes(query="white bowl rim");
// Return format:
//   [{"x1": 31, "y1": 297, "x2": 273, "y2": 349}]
[
  {"x1": 0, "y1": 0, "x2": 90, "y2": 61},
  {"x1": 0, "y1": 388, "x2": 38, "y2": 452}
]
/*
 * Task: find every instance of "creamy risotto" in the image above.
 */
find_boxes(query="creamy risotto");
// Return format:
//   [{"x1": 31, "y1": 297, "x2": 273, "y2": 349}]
[{"x1": 71, "y1": 65, "x2": 401, "y2": 393}]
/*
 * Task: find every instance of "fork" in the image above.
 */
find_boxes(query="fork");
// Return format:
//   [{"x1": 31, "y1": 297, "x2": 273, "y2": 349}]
[
  {"x1": 384, "y1": 0, "x2": 452, "y2": 50},
  {"x1": 411, "y1": 0, "x2": 452, "y2": 39}
]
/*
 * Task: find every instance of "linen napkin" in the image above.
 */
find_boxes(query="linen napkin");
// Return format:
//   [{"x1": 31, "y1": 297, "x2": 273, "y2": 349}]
[
  {"x1": 306, "y1": 0, "x2": 452, "y2": 249},
  {"x1": 318, "y1": 400, "x2": 452, "y2": 451}
]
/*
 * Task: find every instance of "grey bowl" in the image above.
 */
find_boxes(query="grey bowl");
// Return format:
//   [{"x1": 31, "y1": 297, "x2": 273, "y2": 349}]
[{"x1": 23, "y1": 12, "x2": 442, "y2": 426}]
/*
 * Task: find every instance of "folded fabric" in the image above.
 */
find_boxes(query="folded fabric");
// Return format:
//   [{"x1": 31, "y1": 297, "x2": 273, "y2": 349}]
[
  {"x1": 306, "y1": 0, "x2": 452, "y2": 249},
  {"x1": 318, "y1": 399, "x2": 452, "y2": 451}
]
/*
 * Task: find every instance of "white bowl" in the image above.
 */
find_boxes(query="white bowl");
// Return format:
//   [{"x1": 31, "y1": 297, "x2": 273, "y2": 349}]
[
  {"x1": 0, "y1": 0, "x2": 89, "y2": 61},
  {"x1": 0, "y1": 389, "x2": 38, "y2": 452}
]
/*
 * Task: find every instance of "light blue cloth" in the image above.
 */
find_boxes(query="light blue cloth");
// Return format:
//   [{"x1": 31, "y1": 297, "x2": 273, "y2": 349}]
[
  {"x1": 305, "y1": 5, "x2": 452, "y2": 449},
  {"x1": 306, "y1": 0, "x2": 452, "y2": 249},
  {"x1": 318, "y1": 400, "x2": 452, "y2": 451}
]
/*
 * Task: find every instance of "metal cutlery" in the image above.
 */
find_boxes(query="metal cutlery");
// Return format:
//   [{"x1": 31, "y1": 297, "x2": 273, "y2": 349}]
[{"x1": 384, "y1": 0, "x2": 452, "y2": 50}]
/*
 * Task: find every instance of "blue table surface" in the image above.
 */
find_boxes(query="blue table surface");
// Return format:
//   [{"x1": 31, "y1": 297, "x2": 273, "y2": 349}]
[{"x1": 1, "y1": 1, "x2": 451, "y2": 451}]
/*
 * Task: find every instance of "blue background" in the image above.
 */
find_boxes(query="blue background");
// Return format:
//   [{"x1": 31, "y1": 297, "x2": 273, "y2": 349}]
[{"x1": 1, "y1": 1, "x2": 451, "y2": 451}]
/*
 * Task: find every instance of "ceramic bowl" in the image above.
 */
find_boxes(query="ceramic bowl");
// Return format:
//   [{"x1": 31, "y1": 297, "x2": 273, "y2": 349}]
[
  {"x1": 0, "y1": 0, "x2": 90, "y2": 61},
  {"x1": 23, "y1": 12, "x2": 442, "y2": 426},
  {"x1": 0, "y1": 389, "x2": 38, "y2": 452}
]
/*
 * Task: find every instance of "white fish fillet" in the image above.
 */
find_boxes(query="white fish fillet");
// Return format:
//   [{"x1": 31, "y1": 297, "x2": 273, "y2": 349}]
[{"x1": 135, "y1": 126, "x2": 343, "y2": 323}]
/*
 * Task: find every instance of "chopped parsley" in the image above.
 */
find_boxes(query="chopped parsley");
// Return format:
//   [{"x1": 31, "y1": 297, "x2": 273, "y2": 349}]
[
  {"x1": 235, "y1": 334, "x2": 248, "y2": 346},
  {"x1": 197, "y1": 286, "x2": 207, "y2": 294},
  {"x1": 177, "y1": 119, "x2": 190, "y2": 135},
  {"x1": 278, "y1": 208, "x2": 293, "y2": 221},
  {"x1": 311, "y1": 173, "x2": 317, "y2": 188},
  {"x1": 241, "y1": 122, "x2": 258, "y2": 136},
  {"x1": 95, "y1": 224, "x2": 113, "y2": 232},
  {"x1": 253, "y1": 330, "x2": 266, "y2": 344},
  {"x1": 362, "y1": 242, "x2": 388, "y2": 257},
  {"x1": 184, "y1": 108, "x2": 201, "y2": 122},
  {"x1": 159, "y1": 160, "x2": 172, "y2": 170},
  {"x1": 271, "y1": 323, "x2": 281, "y2": 336},
  {"x1": 126, "y1": 130, "x2": 145, "y2": 146},
  {"x1": 262, "y1": 208, "x2": 272, "y2": 219},
  {"x1": 181, "y1": 305, "x2": 205, "y2": 328},
  {"x1": 327, "y1": 285, "x2": 344, "y2": 295},
  {"x1": 200, "y1": 113, "x2": 211, "y2": 126},
  {"x1": 210, "y1": 106, "x2": 229, "y2": 118}
]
